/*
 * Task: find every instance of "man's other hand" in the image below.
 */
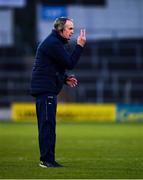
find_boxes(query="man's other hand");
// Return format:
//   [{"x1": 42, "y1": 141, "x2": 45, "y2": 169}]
[{"x1": 66, "y1": 75, "x2": 78, "y2": 87}]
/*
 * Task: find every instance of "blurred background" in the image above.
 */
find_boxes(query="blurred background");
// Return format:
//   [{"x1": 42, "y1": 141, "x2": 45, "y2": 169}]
[
  {"x1": 0, "y1": 0, "x2": 143, "y2": 121},
  {"x1": 1, "y1": 2, "x2": 143, "y2": 178}
]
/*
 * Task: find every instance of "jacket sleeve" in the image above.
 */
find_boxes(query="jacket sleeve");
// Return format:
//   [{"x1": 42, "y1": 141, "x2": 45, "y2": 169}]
[
  {"x1": 64, "y1": 73, "x2": 68, "y2": 84},
  {"x1": 49, "y1": 42, "x2": 83, "y2": 70}
]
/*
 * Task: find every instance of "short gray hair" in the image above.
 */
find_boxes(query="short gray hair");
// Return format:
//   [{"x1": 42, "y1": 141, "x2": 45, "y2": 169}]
[{"x1": 53, "y1": 17, "x2": 73, "y2": 32}]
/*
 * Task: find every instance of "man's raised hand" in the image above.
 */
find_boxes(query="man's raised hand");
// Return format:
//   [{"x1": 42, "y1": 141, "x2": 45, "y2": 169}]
[{"x1": 77, "y1": 29, "x2": 86, "y2": 47}]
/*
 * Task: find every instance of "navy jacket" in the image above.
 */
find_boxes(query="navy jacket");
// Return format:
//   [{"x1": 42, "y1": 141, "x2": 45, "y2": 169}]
[{"x1": 30, "y1": 30, "x2": 83, "y2": 96}]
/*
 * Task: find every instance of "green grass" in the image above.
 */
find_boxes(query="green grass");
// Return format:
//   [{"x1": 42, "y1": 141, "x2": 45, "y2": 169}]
[{"x1": 0, "y1": 121, "x2": 143, "y2": 179}]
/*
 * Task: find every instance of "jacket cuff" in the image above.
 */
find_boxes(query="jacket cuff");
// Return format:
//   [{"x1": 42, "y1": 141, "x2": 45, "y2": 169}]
[{"x1": 64, "y1": 74, "x2": 68, "y2": 84}]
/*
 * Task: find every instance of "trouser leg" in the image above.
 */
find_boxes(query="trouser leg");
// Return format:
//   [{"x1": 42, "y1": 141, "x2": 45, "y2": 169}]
[{"x1": 36, "y1": 94, "x2": 57, "y2": 163}]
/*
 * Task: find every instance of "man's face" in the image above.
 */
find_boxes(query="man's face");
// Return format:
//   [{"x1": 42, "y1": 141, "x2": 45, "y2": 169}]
[{"x1": 60, "y1": 20, "x2": 74, "y2": 40}]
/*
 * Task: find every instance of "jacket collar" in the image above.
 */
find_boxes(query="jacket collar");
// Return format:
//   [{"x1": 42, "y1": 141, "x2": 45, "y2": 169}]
[{"x1": 51, "y1": 30, "x2": 68, "y2": 44}]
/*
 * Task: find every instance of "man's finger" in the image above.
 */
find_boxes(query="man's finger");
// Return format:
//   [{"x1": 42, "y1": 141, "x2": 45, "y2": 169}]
[
  {"x1": 81, "y1": 29, "x2": 85, "y2": 37},
  {"x1": 71, "y1": 80, "x2": 77, "y2": 84},
  {"x1": 80, "y1": 29, "x2": 83, "y2": 37},
  {"x1": 83, "y1": 29, "x2": 86, "y2": 37},
  {"x1": 67, "y1": 77, "x2": 77, "y2": 82}
]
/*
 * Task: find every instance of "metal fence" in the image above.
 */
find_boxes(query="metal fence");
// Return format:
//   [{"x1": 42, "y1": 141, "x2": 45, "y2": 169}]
[{"x1": 0, "y1": 40, "x2": 143, "y2": 106}]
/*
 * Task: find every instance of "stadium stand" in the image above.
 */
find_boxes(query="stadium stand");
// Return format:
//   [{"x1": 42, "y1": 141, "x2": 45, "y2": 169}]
[
  {"x1": 1, "y1": 0, "x2": 143, "y2": 106},
  {"x1": 0, "y1": 39, "x2": 143, "y2": 106}
]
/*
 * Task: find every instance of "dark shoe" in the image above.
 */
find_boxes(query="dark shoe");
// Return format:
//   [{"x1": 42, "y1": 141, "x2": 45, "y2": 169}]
[
  {"x1": 39, "y1": 161, "x2": 62, "y2": 168},
  {"x1": 53, "y1": 161, "x2": 63, "y2": 167}
]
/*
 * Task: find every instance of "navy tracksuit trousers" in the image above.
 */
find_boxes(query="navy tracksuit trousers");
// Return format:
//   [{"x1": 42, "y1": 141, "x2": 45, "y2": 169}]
[{"x1": 36, "y1": 94, "x2": 57, "y2": 163}]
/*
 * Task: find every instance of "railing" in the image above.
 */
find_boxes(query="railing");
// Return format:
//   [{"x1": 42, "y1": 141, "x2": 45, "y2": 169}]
[
  {"x1": 0, "y1": 40, "x2": 143, "y2": 106},
  {"x1": 73, "y1": 52, "x2": 143, "y2": 103}
]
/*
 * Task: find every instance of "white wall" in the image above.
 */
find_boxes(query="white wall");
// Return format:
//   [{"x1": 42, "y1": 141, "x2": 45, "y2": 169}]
[
  {"x1": 37, "y1": 0, "x2": 143, "y2": 41},
  {"x1": 0, "y1": 10, "x2": 13, "y2": 46},
  {"x1": 68, "y1": 0, "x2": 143, "y2": 40}
]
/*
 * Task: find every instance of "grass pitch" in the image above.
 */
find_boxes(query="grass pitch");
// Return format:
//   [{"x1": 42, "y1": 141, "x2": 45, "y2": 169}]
[{"x1": 0, "y1": 121, "x2": 143, "y2": 179}]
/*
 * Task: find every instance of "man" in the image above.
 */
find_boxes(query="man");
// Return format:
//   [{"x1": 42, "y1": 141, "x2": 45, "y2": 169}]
[{"x1": 30, "y1": 17, "x2": 86, "y2": 168}]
